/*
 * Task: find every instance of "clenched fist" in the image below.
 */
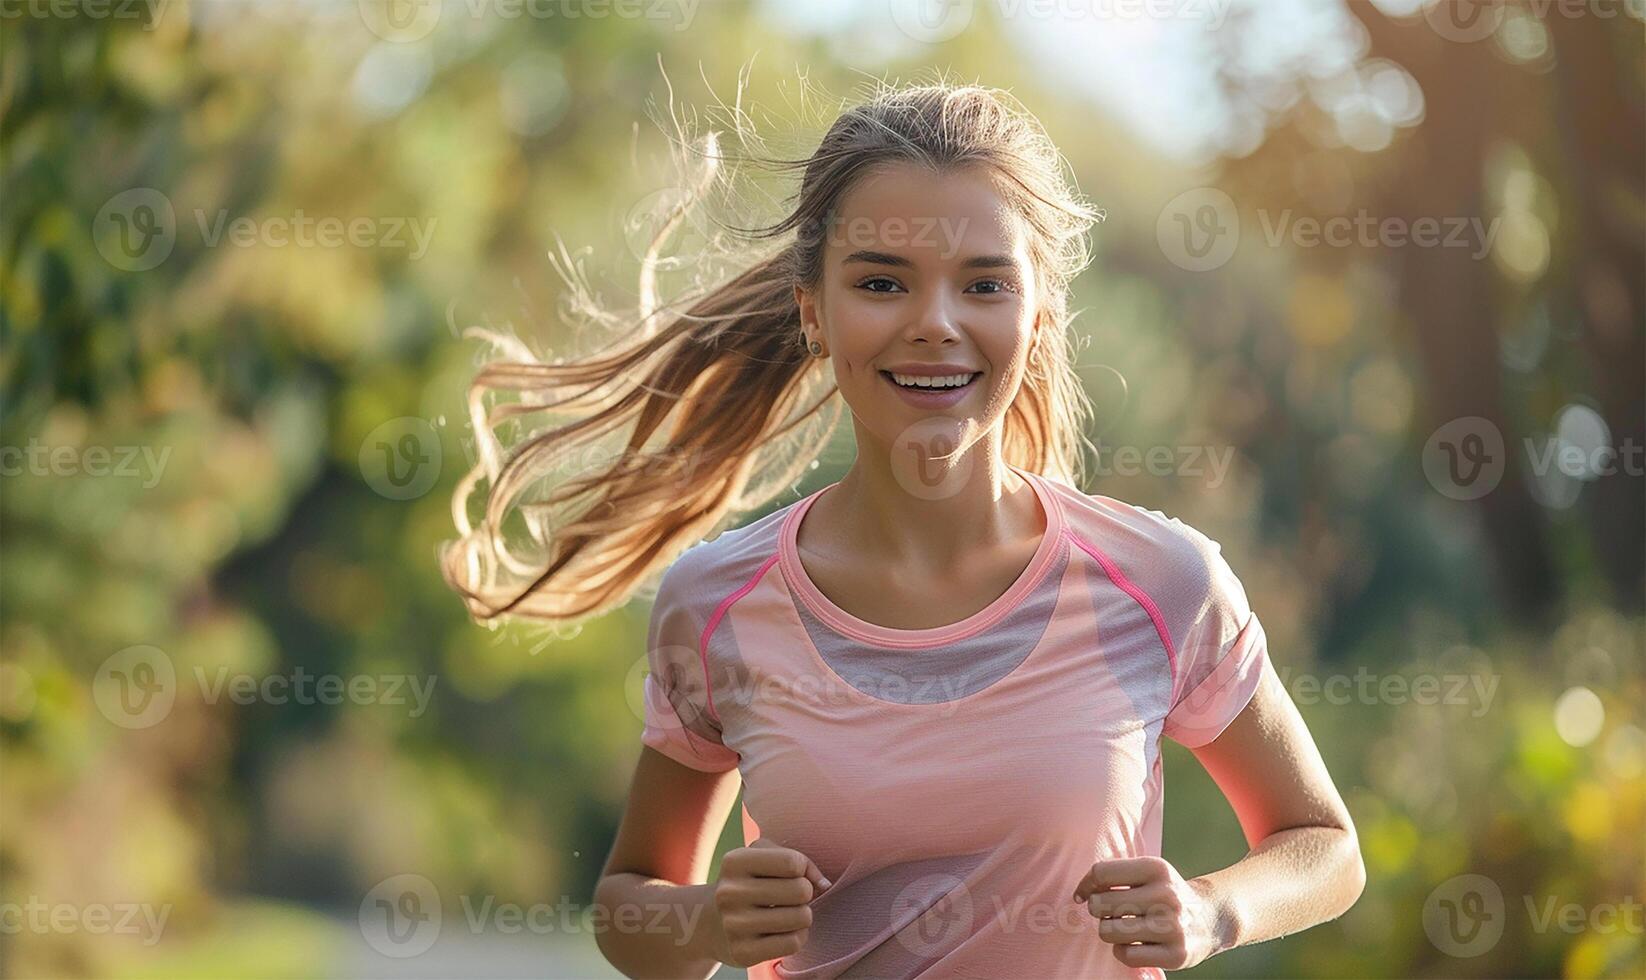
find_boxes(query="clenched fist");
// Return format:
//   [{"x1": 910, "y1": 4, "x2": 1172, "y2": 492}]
[
  {"x1": 1073, "y1": 856, "x2": 1223, "y2": 971},
  {"x1": 709, "y1": 838, "x2": 832, "y2": 967}
]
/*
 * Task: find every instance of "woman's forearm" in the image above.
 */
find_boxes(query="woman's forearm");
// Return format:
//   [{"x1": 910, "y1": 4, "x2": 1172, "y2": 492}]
[
  {"x1": 591, "y1": 873, "x2": 723, "y2": 980},
  {"x1": 1190, "y1": 825, "x2": 1366, "y2": 954}
]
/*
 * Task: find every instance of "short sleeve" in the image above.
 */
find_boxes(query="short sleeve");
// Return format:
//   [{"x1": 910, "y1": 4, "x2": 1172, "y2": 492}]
[
  {"x1": 1160, "y1": 526, "x2": 1269, "y2": 748},
  {"x1": 640, "y1": 559, "x2": 741, "y2": 773}
]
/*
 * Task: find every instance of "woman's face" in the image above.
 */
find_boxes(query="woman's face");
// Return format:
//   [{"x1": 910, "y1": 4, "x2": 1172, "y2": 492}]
[{"x1": 796, "y1": 163, "x2": 1039, "y2": 464}]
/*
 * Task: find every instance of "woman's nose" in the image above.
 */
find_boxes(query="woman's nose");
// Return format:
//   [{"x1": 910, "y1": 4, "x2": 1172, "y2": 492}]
[{"x1": 905, "y1": 291, "x2": 962, "y2": 343}]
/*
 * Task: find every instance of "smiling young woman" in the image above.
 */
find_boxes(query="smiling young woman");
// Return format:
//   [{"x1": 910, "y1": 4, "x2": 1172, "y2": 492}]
[{"x1": 440, "y1": 80, "x2": 1365, "y2": 979}]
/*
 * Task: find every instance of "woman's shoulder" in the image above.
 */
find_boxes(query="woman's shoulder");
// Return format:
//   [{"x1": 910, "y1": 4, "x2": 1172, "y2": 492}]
[
  {"x1": 651, "y1": 494, "x2": 803, "y2": 612},
  {"x1": 1039, "y1": 476, "x2": 1263, "y2": 693},
  {"x1": 1040, "y1": 475, "x2": 1227, "y2": 558},
  {"x1": 1036, "y1": 474, "x2": 1240, "y2": 608}
]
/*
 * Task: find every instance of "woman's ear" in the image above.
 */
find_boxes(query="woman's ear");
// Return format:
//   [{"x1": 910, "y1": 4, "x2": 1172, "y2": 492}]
[
  {"x1": 795, "y1": 284, "x2": 825, "y2": 355},
  {"x1": 793, "y1": 283, "x2": 805, "y2": 322},
  {"x1": 794, "y1": 284, "x2": 814, "y2": 330}
]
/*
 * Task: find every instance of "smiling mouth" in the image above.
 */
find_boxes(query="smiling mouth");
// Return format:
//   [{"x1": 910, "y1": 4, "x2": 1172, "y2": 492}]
[{"x1": 880, "y1": 370, "x2": 983, "y2": 391}]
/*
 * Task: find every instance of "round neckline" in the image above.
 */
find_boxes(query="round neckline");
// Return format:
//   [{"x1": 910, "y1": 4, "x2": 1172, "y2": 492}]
[{"x1": 778, "y1": 463, "x2": 1066, "y2": 648}]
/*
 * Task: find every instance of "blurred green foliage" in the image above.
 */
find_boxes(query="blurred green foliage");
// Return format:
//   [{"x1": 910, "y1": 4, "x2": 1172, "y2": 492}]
[{"x1": 1, "y1": 2, "x2": 1641, "y2": 978}]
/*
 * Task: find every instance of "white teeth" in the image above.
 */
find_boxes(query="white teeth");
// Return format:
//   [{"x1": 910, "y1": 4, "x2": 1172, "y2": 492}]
[{"x1": 889, "y1": 372, "x2": 976, "y2": 389}]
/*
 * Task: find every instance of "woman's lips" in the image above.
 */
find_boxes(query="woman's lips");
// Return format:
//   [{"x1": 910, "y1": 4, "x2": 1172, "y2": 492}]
[{"x1": 880, "y1": 370, "x2": 981, "y2": 408}]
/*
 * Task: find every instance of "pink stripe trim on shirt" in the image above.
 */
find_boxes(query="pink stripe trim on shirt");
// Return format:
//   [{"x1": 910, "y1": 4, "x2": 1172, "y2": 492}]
[
  {"x1": 698, "y1": 552, "x2": 782, "y2": 724},
  {"x1": 1069, "y1": 533, "x2": 1179, "y2": 690}
]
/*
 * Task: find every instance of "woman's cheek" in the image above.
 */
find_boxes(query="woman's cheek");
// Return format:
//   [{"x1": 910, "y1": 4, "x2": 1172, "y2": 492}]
[{"x1": 832, "y1": 302, "x2": 897, "y2": 378}]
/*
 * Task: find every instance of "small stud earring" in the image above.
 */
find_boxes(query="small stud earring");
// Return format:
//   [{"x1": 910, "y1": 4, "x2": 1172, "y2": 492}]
[{"x1": 808, "y1": 339, "x2": 823, "y2": 356}]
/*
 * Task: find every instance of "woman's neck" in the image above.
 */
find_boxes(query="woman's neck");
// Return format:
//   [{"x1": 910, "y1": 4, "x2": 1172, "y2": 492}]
[{"x1": 816, "y1": 440, "x2": 1041, "y2": 574}]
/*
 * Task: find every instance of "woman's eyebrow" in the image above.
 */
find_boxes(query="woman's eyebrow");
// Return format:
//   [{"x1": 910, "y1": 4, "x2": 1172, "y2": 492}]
[
  {"x1": 841, "y1": 249, "x2": 914, "y2": 268},
  {"x1": 959, "y1": 253, "x2": 1019, "y2": 269},
  {"x1": 840, "y1": 250, "x2": 1020, "y2": 269}
]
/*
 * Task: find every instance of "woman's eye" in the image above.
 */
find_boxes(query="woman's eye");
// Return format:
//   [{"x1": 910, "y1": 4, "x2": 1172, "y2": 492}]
[{"x1": 853, "y1": 276, "x2": 1018, "y2": 294}]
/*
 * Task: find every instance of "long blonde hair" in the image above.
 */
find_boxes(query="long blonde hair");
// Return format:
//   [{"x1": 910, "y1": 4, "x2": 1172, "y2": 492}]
[{"x1": 441, "y1": 78, "x2": 1103, "y2": 627}]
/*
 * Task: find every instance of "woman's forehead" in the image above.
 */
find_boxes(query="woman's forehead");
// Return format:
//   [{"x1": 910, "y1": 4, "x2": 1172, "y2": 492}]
[{"x1": 827, "y1": 165, "x2": 1026, "y2": 259}]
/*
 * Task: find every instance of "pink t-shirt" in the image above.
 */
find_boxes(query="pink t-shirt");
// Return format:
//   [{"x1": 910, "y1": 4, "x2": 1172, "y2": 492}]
[{"x1": 640, "y1": 464, "x2": 1268, "y2": 979}]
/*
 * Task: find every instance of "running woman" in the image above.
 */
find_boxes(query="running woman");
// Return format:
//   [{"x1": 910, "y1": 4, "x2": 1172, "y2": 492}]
[{"x1": 442, "y1": 81, "x2": 1365, "y2": 979}]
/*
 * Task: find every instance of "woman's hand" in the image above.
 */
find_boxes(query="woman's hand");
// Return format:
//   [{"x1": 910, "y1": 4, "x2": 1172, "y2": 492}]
[
  {"x1": 708, "y1": 838, "x2": 831, "y2": 967},
  {"x1": 1073, "y1": 856, "x2": 1228, "y2": 972}
]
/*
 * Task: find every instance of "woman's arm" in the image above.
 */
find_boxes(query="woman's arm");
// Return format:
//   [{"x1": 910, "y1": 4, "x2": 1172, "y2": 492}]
[
  {"x1": 593, "y1": 746, "x2": 829, "y2": 978},
  {"x1": 593, "y1": 745, "x2": 743, "y2": 979},
  {"x1": 1075, "y1": 656, "x2": 1366, "y2": 970},
  {"x1": 1184, "y1": 656, "x2": 1366, "y2": 951}
]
